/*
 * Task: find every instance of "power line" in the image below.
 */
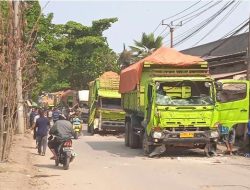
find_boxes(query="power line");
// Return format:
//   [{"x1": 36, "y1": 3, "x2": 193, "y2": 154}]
[
  {"x1": 202, "y1": 18, "x2": 249, "y2": 56},
  {"x1": 169, "y1": 1, "x2": 234, "y2": 43},
  {"x1": 162, "y1": 1, "x2": 223, "y2": 41},
  {"x1": 153, "y1": 1, "x2": 202, "y2": 34},
  {"x1": 181, "y1": 1, "x2": 222, "y2": 24},
  {"x1": 221, "y1": 18, "x2": 249, "y2": 39},
  {"x1": 172, "y1": 1, "x2": 215, "y2": 23},
  {"x1": 162, "y1": 1, "x2": 202, "y2": 21},
  {"x1": 192, "y1": 1, "x2": 241, "y2": 47},
  {"x1": 152, "y1": 23, "x2": 162, "y2": 34},
  {"x1": 173, "y1": 1, "x2": 236, "y2": 47},
  {"x1": 157, "y1": 25, "x2": 169, "y2": 36}
]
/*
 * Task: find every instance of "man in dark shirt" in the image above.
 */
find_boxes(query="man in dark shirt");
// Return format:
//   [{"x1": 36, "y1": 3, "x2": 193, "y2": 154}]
[
  {"x1": 48, "y1": 115, "x2": 74, "y2": 159},
  {"x1": 35, "y1": 109, "x2": 50, "y2": 156}
]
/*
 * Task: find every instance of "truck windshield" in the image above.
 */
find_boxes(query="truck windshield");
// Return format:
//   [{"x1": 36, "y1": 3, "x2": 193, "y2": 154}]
[
  {"x1": 155, "y1": 80, "x2": 214, "y2": 106},
  {"x1": 100, "y1": 98, "x2": 122, "y2": 109}
]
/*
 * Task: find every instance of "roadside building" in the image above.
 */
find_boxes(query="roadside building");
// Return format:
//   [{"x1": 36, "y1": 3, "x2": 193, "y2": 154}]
[{"x1": 182, "y1": 32, "x2": 248, "y2": 80}]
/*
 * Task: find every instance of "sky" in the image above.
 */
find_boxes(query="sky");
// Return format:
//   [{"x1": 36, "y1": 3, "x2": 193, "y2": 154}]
[{"x1": 40, "y1": 0, "x2": 250, "y2": 53}]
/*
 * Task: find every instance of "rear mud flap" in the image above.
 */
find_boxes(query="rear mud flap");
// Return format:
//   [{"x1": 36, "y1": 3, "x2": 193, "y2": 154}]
[{"x1": 149, "y1": 145, "x2": 166, "y2": 158}]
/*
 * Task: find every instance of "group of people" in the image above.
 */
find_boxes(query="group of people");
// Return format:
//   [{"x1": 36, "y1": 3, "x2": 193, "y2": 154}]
[{"x1": 28, "y1": 107, "x2": 75, "y2": 159}]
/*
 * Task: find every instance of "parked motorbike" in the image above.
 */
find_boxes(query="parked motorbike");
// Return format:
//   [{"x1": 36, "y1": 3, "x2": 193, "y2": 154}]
[{"x1": 54, "y1": 138, "x2": 76, "y2": 170}]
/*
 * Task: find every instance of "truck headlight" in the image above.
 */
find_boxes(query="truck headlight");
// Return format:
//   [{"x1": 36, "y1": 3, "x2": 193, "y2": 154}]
[
  {"x1": 210, "y1": 131, "x2": 219, "y2": 138},
  {"x1": 152, "y1": 131, "x2": 163, "y2": 139}
]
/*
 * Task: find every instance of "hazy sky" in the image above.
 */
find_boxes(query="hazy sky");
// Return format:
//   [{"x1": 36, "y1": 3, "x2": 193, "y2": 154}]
[{"x1": 40, "y1": 1, "x2": 250, "y2": 53}]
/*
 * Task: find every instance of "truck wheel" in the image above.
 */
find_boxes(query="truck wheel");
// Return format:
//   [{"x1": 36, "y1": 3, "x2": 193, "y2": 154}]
[
  {"x1": 143, "y1": 132, "x2": 154, "y2": 156},
  {"x1": 124, "y1": 121, "x2": 130, "y2": 147},
  {"x1": 129, "y1": 121, "x2": 140, "y2": 149}
]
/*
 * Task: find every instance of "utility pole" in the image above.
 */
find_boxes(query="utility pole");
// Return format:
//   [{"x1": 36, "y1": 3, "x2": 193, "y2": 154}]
[
  {"x1": 162, "y1": 20, "x2": 182, "y2": 48},
  {"x1": 247, "y1": 16, "x2": 250, "y2": 80},
  {"x1": 14, "y1": 1, "x2": 25, "y2": 134}
]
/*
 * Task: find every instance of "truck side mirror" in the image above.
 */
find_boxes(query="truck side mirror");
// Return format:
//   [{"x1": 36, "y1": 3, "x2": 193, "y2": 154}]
[{"x1": 215, "y1": 82, "x2": 223, "y2": 91}]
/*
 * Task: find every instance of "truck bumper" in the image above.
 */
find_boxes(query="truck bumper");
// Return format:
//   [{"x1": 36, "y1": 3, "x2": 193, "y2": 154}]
[
  {"x1": 151, "y1": 130, "x2": 217, "y2": 147},
  {"x1": 101, "y1": 121, "x2": 125, "y2": 131},
  {"x1": 162, "y1": 137, "x2": 209, "y2": 144}
]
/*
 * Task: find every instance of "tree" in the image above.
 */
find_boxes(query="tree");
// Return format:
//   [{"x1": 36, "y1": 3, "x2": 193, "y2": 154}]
[
  {"x1": 129, "y1": 32, "x2": 163, "y2": 60},
  {"x1": 118, "y1": 44, "x2": 133, "y2": 69},
  {"x1": 33, "y1": 17, "x2": 119, "y2": 96}
]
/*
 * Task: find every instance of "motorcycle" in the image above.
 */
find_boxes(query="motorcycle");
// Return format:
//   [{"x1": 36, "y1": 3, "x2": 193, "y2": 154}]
[
  {"x1": 54, "y1": 138, "x2": 76, "y2": 170},
  {"x1": 73, "y1": 123, "x2": 82, "y2": 139},
  {"x1": 71, "y1": 117, "x2": 82, "y2": 139}
]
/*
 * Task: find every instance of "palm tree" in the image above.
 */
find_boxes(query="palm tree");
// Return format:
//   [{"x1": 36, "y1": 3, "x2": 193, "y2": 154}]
[
  {"x1": 118, "y1": 44, "x2": 133, "y2": 69},
  {"x1": 129, "y1": 32, "x2": 163, "y2": 59}
]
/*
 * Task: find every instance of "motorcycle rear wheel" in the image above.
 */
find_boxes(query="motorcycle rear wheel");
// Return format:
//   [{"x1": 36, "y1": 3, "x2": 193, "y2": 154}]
[
  {"x1": 74, "y1": 132, "x2": 79, "y2": 139},
  {"x1": 63, "y1": 157, "x2": 70, "y2": 170},
  {"x1": 55, "y1": 158, "x2": 59, "y2": 166}
]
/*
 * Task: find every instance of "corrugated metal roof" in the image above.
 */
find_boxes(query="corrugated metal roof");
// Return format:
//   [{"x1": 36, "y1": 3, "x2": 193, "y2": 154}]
[
  {"x1": 181, "y1": 32, "x2": 248, "y2": 57},
  {"x1": 211, "y1": 70, "x2": 246, "y2": 79}
]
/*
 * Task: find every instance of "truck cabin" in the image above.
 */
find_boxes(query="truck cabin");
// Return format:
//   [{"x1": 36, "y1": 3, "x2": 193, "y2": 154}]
[
  {"x1": 154, "y1": 79, "x2": 214, "y2": 106},
  {"x1": 98, "y1": 97, "x2": 122, "y2": 110}
]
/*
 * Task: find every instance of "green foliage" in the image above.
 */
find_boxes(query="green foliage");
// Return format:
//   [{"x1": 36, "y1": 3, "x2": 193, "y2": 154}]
[
  {"x1": 34, "y1": 16, "x2": 118, "y2": 96},
  {"x1": 23, "y1": 1, "x2": 41, "y2": 33},
  {"x1": 0, "y1": 1, "x2": 8, "y2": 19},
  {"x1": 118, "y1": 44, "x2": 133, "y2": 69},
  {"x1": 124, "y1": 32, "x2": 163, "y2": 64},
  {"x1": 118, "y1": 32, "x2": 163, "y2": 68}
]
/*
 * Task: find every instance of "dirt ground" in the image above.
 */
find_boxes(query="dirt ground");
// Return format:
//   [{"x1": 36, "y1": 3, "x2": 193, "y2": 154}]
[
  {"x1": 0, "y1": 132, "x2": 46, "y2": 190},
  {"x1": 1, "y1": 127, "x2": 250, "y2": 190}
]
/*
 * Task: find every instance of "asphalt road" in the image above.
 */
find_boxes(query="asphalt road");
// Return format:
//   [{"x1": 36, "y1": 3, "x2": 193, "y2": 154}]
[{"x1": 33, "y1": 125, "x2": 250, "y2": 190}]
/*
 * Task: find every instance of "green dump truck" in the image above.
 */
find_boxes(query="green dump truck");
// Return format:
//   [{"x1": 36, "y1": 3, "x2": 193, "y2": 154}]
[
  {"x1": 119, "y1": 47, "x2": 249, "y2": 156},
  {"x1": 88, "y1": 71, "x2": 125, "y2": 135}
]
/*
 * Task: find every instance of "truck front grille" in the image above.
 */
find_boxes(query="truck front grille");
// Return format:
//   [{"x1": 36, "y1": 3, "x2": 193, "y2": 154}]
[{"x1": 164, "y1": 127, "x2": 210, "y2": 132}]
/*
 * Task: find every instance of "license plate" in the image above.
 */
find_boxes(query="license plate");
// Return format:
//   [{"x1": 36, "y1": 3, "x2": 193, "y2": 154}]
[
  {"x1": 180, "y1": 132, "x2": 194, "y2": 138},
  {"x1": 63, "y1": 147, "x2": 72, "y2": 151}
]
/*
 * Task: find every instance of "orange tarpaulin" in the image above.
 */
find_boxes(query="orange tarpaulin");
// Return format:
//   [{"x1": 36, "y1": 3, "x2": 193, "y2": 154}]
[
  {"x1": 100, "y1": 71, "x2": 119, "y2": 79},
  {"x1": 119, "y1": 47, "x2": 205, "y2": 93}
]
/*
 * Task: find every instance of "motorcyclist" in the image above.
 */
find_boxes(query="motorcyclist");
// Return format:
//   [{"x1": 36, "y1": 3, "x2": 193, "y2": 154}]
[
  {"x1": 48, "y1": 114, "x2": 75, "y2": 160},
  {"x1": 72, "y1": 114, "x2": 81, "y2": 125},
  {"x1": 52, "y1": 108, "x2": 61, "y2": 124}
]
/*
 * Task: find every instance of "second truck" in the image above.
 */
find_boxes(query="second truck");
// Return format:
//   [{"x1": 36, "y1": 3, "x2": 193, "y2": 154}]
[
  {"x1": 88, "y1": 71, "x2": 125, "y2": 134},
  {"x1": 119, "y1": 47, "x2": 249, "y2": 157}
]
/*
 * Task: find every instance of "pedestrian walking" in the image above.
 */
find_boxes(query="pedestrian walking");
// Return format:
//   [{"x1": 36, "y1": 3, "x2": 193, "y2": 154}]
[
  {"x1": 29, "y1": 108, "x2": 37, "y2": 129},
  {"x1": 34, "y1": 109, "x2": 50, "y2": 156}
]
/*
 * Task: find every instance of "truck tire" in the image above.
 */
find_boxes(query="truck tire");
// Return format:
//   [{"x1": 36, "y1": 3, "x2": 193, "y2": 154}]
[
  {"x1": 129, "y1": 121, "x2": 140, "y2": 149},
  {"x1": 124, "y1": 121, "x2": 130, "y2": 147},
  {"x1": 142, "y1": 132, "x2": 154, "y2": 156}
]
